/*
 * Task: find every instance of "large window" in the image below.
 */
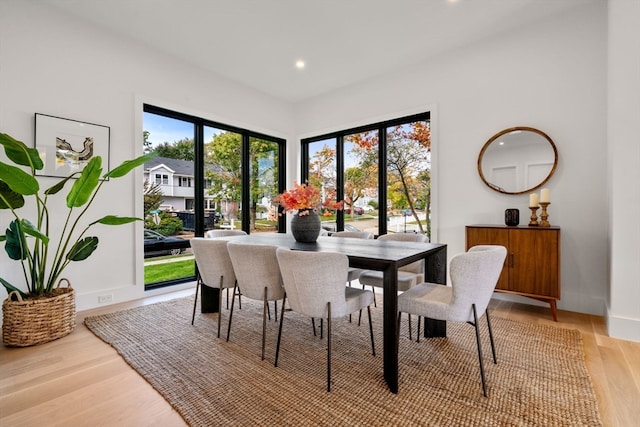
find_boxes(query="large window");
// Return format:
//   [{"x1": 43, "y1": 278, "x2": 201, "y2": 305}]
[
  {"x1": 302, "y1": 112, "x2": 431, "y2": 238},
  {"x1": 142, "y1": 105, "x2": 285, "y2": 289}
]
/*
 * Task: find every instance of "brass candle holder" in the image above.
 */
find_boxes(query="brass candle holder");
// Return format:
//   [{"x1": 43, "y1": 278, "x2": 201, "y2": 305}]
[
  {"x1": 528, "y1": 206, "x2": 539, "y2": 226},
  {"x1": 539, "y1": 202, "x2": 551, "y2": 227}
]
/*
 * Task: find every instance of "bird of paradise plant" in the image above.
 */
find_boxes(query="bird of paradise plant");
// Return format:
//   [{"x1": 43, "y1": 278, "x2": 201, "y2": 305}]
[{"x1": 0, "y1": 132, "x2": 155, "y2": 298}]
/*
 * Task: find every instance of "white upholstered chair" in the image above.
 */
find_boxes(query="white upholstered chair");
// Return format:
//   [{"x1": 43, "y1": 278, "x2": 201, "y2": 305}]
[
  {"x1": 331, "y1": 230, "x2": 374, "y2": 324},
  {"x1": 203, "y1": 229, "x2": 247, "y2": 308},
  {"x1": 397, "y1": 245, "x2": 507, "y2": 397},
  {"x1": 205, "y1": 229, "x2": 247, "y2": 238},
  {"x1": 358, "y1": 232, "x2": 428, "y2": 336},
  {"x1": 226, "y1": 241, "x2": 286, "y2": 360},
  {"x1": 189, "y1": 238, "x2": 239, "y2": 338},
  {"x1": 275, "y1": 248, "x2": 376, "y2": 392}
]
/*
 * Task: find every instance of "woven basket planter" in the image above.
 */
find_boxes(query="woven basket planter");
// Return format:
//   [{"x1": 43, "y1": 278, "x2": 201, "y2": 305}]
[{"x1": 2, "y1": 279, "x2": 76, "y2": 347}]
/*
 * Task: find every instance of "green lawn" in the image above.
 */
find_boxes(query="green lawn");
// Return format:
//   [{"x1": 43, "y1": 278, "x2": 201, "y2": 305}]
[{"x1": 144, "y1": 259, "x2": 195, "y2": 285}]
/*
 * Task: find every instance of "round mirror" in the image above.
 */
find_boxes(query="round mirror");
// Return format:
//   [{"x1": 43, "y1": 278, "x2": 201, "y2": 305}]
[{"x1": 477, "y1": 126, "x2": 558, "y2": 195}]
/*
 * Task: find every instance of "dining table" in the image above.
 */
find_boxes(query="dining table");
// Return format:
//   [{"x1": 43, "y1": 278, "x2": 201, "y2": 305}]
[{"x1": 200, "y1": 232, "x2": 447, "y2": 393}]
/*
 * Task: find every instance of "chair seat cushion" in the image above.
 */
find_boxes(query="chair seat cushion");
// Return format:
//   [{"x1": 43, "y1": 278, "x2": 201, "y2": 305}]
[
  {"x1": 358, "y1": 270, "x2": 424, "y2": 292},
  {"x1": 397, "y1": 283, "x2": 452, "y2": 321},
  {"x1": 342, "y1": 287, "x2": 374, "y2": 317}
]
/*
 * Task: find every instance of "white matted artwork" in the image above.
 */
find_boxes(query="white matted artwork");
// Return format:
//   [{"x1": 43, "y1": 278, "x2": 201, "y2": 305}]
[{"x1": 35, "y1": 113, "x2": 110, "y2": 179}]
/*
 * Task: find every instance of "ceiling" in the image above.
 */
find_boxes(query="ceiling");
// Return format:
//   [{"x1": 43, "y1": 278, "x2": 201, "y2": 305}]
[{"x1": 46, "y1": 0, "x2": 589, "y2": 103}]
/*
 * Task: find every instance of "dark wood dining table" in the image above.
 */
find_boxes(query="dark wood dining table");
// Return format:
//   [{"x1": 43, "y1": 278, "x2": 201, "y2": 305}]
[{"x1": 200, "y1": 233, "x2": 447, "y2": 393}]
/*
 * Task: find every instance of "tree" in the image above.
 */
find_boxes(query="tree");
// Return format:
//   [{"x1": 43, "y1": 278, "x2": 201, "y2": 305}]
[
  {"x1": 143, "y1": 179, "x2": 163, "y2": 217},
  {"x1": 348, "y1": 122, "x2": 431, "y2": 234},
  {"x1": 152, "y1": 138, "x2": 195, "y2": 161}
]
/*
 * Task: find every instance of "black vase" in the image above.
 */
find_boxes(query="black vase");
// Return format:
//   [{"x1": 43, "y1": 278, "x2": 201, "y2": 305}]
[
  {"x1": 505, "y1": 209, "x2": 520, "y2": 226},
  {"x1": 290, "y1": 209, "x2": 321, "y2": 242}
]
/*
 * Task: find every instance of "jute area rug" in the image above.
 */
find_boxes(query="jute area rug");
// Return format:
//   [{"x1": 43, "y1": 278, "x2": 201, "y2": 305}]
[{"x1": 85, "y1": 297, "x2": 602, "y2": 426}]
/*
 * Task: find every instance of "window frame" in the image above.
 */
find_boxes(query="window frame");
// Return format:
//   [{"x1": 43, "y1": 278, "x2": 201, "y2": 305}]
[
  {"x1": 301, "y1": 111, "x2": 430, "y2": 236},
  {"x1": 143, "y1": 104, "x2": 286, "y2": 290}
]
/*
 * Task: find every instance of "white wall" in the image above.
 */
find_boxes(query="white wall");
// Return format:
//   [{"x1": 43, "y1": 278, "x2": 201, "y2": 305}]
[
  {"x1": 295, "y1": 2, "x2": 608, "y2": 316},
  {"x1": 607, "y1": 0, "x2": 640, "y2": 341},
  {"x1": 2, "y1": 1, "x2": 638, "y2": 340},
  {"x1": 0, "y1": 2, "x2": 295, "y2": 310}
]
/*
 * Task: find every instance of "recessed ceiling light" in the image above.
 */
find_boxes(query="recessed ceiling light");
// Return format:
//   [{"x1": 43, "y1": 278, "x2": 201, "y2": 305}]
[{"x1": 295, "y1": 60, "x2": 305, "y2": 69}]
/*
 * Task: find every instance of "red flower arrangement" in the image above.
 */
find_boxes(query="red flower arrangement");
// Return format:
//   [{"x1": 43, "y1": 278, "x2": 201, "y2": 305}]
[{"x1": 277, "y1": 181, "x2": 343, "y2": 216}]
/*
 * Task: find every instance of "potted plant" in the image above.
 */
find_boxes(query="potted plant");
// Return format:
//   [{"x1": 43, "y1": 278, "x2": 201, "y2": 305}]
[
  {"x1": 277, "y1": 181, "x2": 342, "y2": 242},
  {"x1": 0, "y1": 132, "x2": 154, "y2": 346}
]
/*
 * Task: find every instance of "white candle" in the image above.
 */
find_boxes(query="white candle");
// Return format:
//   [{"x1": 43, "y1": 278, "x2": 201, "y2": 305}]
[
  {"x1": 540, "y1": 188, "x2": 550, "y2": 203},
  {"x1": 529, "y1": 193, "x2": 539, "y2": 208}
]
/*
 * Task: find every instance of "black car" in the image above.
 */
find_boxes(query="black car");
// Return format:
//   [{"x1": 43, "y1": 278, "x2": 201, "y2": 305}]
[{"x1": 144, "y1": 229, "x2": 188, "y2": 258}]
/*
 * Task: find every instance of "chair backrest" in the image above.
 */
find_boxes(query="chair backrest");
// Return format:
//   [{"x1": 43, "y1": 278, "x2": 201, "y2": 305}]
[
  {"x1": 190, "y1": 237, "x2": 237, "y2": 289},
  {"x1": 331, "y1": 231, "x2": 374, "y2": 239},
  {"x1": 447, "y1": 245, "x2": 507, "y2": 322},
  {"x1": 377, "y1": 233, "x2": 429, "y2": 274},
  {"x1": 227, "y1": 241, "x2": 285, "y2": 301},
  {"x1": 205, "y1": 229, "x2": 247, "y2": 238},
  {"x1": 276, "y1": 248, "x2": 351, "y2": 318}
]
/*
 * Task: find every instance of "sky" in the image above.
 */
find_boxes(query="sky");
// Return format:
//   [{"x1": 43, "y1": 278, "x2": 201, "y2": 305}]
[{"x1": 143, "y1": 112, "x2": 221, "y2": 148}]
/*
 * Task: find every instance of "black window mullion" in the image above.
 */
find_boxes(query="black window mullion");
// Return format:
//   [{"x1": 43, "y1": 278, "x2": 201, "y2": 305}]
[
  {"x1": 194, "y1": 122, "x2": 205, "y2": 237},
  {"x1": 241, "y1": 134, "x2": 251, "y2": 233},
  {"x1": 336, "y1": 135, "x2": 345, "y2": 231},
  {"x1": 378, "y1": 126, "x2": 387, "y2": 236}
]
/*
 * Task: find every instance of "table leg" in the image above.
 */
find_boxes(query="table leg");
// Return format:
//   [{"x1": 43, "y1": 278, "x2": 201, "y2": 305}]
[
  {"x1": 201, "y1": 285, "x2": 220, "y2": 313},
  {"x1": 424, "y1": 246, "x2": 448, "y2": 338},
  {"x1": 383, "y1": 263, "x2": 399, "y2": 394}
]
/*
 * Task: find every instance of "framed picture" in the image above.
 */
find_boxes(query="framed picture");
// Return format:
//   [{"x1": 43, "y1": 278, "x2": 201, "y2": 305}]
[{"x1": 35, "y1": 113, "x2": 110, "y2": 179}]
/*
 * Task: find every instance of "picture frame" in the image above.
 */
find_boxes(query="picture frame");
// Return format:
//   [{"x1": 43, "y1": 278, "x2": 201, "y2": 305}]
[{"x1": 34, "y1": 113, "x2": 110, "y2": 179}]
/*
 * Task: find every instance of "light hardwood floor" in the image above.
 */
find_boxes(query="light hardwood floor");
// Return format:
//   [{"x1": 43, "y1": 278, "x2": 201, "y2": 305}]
[{"x1": 1, "y1": 291, "x2": 638, "y2": 426}]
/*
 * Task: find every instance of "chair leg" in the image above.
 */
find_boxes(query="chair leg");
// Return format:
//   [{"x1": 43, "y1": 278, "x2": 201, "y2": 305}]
[
  {"x1": 327, "y1": 302, "x2": 332, "y2": 392},
  {"x1": 226, "y1": 287, "x2": 229, "y2": 309},
  {"x1": 472, "y1": 303, "x2": 488, "y2": 397},
  {"x1": 226, "y1": 281, "x2": 238, "y2": 342},
  {"x1": 312, "y1": 318, "x2": 317, "y2": 336},
  {"x1": 217, "y1": 277, "x2": 224, "y2": 339},
  {"x1": 274, "y1": 293, "x2": 287, "y2": 367},
  {"x1": 367, "y1": 306, "x2": 375, "y2": 356},
  {"x1": 485, "y1": 309, "x2": 497, "y2": 364},
  {"x1": 191, "y1": 278, "x2": 200, "y2": 325},
  {"x1": 417, "y1": 315, "x2": 421, "y2": 343},
  {"x1": 274, "y1": 300, "x2": 278, "y2": 322},
  {"x1": 408, "y1": 313, "x2": 413, "y2": 341},
  {"x1": 262, "y1": 287, "x2": 268, "y2": 360},
  {"x1": 320, "y1": 318, "x2": 324, "y2": 339}
]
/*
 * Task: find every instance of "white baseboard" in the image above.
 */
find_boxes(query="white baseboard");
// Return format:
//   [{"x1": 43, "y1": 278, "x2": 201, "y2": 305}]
[{"x1": 606, "y1": 309, "x2": 640, "y2": 342}]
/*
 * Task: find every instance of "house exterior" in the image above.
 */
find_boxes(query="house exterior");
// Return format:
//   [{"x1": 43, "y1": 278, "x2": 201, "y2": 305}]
[{"x1": 143, "y1": 156, "x2": 219, "y2": 212}]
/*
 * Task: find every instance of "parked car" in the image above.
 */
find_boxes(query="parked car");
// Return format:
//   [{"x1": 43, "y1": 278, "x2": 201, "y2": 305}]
[
  {"x1": 321, "y1": 222, "x2": 360, "y2": 233},
  {"x1": 144, "y1": 228, "x2": 188, "y2": 258},
  {"x1": 344, "y1": 206, "x2": 364, "y2": 215}
]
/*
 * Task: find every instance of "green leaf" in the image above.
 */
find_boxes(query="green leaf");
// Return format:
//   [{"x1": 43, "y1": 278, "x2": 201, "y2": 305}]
[
  {"x1": 0, "y1": 180, "x2": 25, "y2": 209},
  {"x1": 44, "y1": 173, "x2": 81, "y2": 196},
  {"x1": 20, "y1": 219, "x2": 49, "y2": 244},
  {"x1": 92, "y1": 215, "x2": 141, "y2": 226},
  {"x1": 0, "y1": 133, "x2": 44, "y2": 170},
  {"x1": 0, "y1": 277, "x2": 28, "y2": 300},
  {"x1": 67, "y1": 157, "x2": 102, "y2": 208},
  {"x1": 67, "y1": 236, "x2": 98, "y2": 261},
  {"x1": 104, "y1": 153, "x2": 155, "y2": 179},
  {"x1": 5, "y1": 220, "x2": 28, "y2": 260},
  {"x1": 0, "y1": 162, "x2": 39, "y2": 195}
]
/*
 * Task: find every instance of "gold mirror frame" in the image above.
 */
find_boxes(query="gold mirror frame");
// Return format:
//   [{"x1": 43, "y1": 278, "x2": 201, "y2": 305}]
[{"x1": 477, "y1": 126, "x2": 558, "y2": 195}]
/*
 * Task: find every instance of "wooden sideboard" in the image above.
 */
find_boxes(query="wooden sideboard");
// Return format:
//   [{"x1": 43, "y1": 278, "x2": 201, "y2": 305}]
[{"x1": 465, "y1": 224, "x2": 561, "y2": 321}]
